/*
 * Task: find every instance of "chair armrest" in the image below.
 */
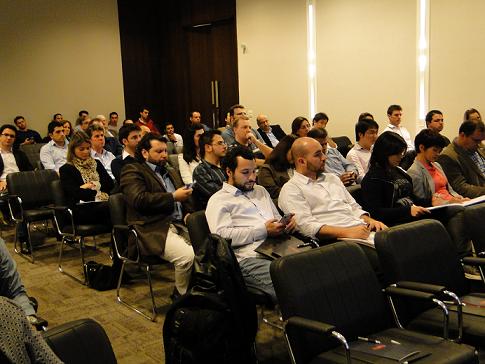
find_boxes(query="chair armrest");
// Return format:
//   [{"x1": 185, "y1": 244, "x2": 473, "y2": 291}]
[
  {"x1": 285, "y1": 316, "x2": 350, "y2": 364},
  {"x1": 112, "y1": 224, "x2": 139, "y2": 262},
  {"x1": 385, "y1": 286, "x2": 436, "y2": 300},
  {"x1": 462, "y1": 256, "x2": 485, "y2": 267},
  {"x1": 7, "y1": 195, "x2": 23, "y2": 221},
  {"x1": 396, "y1": 281, "x2": 446, "y2": 295}
]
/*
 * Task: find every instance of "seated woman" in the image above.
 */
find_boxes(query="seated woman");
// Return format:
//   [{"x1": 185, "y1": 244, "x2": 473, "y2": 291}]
[
  {"x1": 291, "y1": 116, "x2": 311, "y2": 138},
  {"x1": 362, "y1": 131, "x2": 472, "y2": 259},
  {"x1": 178, "y1": 123, "x2": 204, "y2": 184},
  {"x1": 257, "y1": 134, "x2": 297, "y2": 205},
  {"x1": 408, "y1": 129, "x2": 467, "y2": 206},
  {"x1": 361, "y1": 131, "x2": 429, "y2": 226}
]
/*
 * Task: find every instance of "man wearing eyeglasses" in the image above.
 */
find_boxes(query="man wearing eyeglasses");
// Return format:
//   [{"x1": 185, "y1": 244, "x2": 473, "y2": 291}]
[
  {"x1": 192, "y1": 130, "x2": 227, "y2": 209},
  {"x1": 438, "y1": 120, "x2": 485, "y2": 198},
  {"x1": 0, "y1": 124, "x2": 33, "y2": 192}
]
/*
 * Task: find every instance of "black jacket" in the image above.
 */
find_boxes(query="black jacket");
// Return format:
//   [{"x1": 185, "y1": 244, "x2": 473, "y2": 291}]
[
  {"x1": 257, "y1": 125, "x2": 286, "y2": 147},
  {"x1": 0, "y1": 149, "x2": 33, "y2": 176},
  {"x1": 111, "y1": 155, "x2": 137, "y2": 184}
]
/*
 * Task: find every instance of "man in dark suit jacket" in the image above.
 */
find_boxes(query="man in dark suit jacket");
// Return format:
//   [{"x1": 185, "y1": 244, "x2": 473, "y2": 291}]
[
  {"x1": 120, "y1": 133, "x2": 194, "y2": 296},
  {"x1": 256, "y1": 114, "x2": 286, "y2": 148},
  {"x1": 111, "y1": 124, "x2": 141, "y2": 184}
]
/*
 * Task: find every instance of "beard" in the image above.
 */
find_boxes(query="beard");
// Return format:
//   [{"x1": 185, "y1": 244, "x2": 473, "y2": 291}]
[
  {"x1": 234, "y1": 181, "x2": 255, "y2": 192},
  {"x1": 147, "y1": 157, "x2": 166, "y2": 166}
]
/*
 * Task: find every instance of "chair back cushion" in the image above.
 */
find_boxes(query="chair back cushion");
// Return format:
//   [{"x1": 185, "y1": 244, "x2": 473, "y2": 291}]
[
  {"x1": 7, "y1": 169, "x2": 59, "y2": 208},
  {"x1": 270, "y1": 242, "x2": 391, "y2": 363},
  {"x1": 187, "y1": 211, "x2": 211, "y2": 255},
  {"x1": 19, "y1": 143, "x2": 45, "y2": 168},
  {"x1": 332, "y1": 136, "x2": 353, "y2": 157},
  {"x1": 464, "y1": 204, "x2": 485, "y2": 255},
  {"x1": 108, "y1": 193, "x2": 126, "y2": 226}
]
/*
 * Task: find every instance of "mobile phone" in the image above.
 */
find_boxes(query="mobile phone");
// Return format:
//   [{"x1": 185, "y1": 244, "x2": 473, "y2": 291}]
[
  {"x1": 279, "y1": 213, "x2": 294, "y2": 225},
  {"x1": 185, "y1": 182, "x2": 195, "y2": 189}
]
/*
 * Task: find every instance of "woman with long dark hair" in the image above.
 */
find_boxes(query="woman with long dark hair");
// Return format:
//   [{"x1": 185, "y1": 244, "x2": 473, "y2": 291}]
[
  {"x1": 178, "y1": 123, "x2": 205, "y2": 184},
  {"x1": 257, "y1": 134, "x2": 297, "y2": 204},
  {"x1": 291, "y1": 116, "x2": 311, "y2": 138}
]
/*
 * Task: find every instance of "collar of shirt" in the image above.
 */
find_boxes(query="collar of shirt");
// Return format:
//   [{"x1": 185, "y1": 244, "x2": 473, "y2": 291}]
[
  {"x1": 221, "y1": 181, "x2": 252, "y2": 197},
  {"x1": 293, "y1": 170, "x2": 327, "y2": 185},
  {"x1": 49, "y1": 139, "x2": 68, "y2": 148},
  {"x1": 122, "y1": 149, "x2": 131, "y2": 160},
  {"x1": 0, "y1": 149, "x2": 13, "y2": 155},
  {"x1": 91, "y1": 149, "x2": 107, "y2": 158}
]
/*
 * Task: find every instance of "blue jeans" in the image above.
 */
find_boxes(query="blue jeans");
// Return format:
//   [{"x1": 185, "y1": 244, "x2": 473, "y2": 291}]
[
  {"x1": 239, "y1": 257, "x2": 277, "y2": 303},
  {"x1": 0, "y1": 239, "x2": 35, "y2": 315}
]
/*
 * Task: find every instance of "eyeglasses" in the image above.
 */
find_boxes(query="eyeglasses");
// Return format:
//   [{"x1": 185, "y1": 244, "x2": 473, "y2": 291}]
[
  {"x1": 1, "y1": 134, "x2": 15, "y2": 138},
  {"x1": 211, "y1": 141, "x2": 227, "y2": 146}
]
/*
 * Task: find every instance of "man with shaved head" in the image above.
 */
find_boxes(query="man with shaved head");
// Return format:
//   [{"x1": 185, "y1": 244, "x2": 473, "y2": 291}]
[{"x1": 279, "y1": 137, "x2": 386, "y2": 242}]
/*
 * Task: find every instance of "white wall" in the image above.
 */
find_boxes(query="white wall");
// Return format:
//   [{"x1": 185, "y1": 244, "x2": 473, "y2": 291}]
[
  {"x1": 429, "y1": 0, "x2": 485, "y2": 139},
  {"x1": 236, "y1": 0, "x2": 308, "y2": 132},
  {"x1": 0, "y1": 0, "x2": 125, "y2": 135}
]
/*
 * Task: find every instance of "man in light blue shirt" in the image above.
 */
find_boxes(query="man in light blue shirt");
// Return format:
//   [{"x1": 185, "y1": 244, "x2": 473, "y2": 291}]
[
  {"x1": 40, "y1": 121, "x2": 68, "y2": 172},
  {"x1": 221, "y1": 104, "x2": 264, "y2": 146},
  {"x1": 87, "y1": 124, "x2": 115, "y2": 180}
]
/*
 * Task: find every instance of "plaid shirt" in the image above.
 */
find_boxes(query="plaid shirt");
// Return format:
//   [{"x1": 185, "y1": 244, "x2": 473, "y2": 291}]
[
  {"x1": 192, "y1": 159, "x2": 227, "y2": 208},
  {"x1": 470, "y1": 150, "x2": 485, "y2": 176}
]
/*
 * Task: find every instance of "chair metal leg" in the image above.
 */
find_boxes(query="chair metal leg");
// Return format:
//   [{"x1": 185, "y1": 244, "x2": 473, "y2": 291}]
[
  {"x1": 115, "y1": 261, "x2": 158, "y2": 322},
  {"x1": 260, "y1": 305, "x2": 283, "y2": 330},
  {"x1": 14, "y1": 221, "x2": 34, "y2": 263},
  {"x1": 58, "y1": 236, "x2": 87, "y2": 285}
]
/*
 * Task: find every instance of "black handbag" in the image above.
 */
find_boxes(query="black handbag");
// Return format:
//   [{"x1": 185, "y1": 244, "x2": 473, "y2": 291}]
[{"x1": 84, "y1": 261, "x2": 117, "y2": 291}]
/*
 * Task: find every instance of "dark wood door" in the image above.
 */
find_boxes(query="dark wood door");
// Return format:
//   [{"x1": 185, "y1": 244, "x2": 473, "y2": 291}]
[{"x1": 185, "y1": 18, "x2": 238, "y2": 129}]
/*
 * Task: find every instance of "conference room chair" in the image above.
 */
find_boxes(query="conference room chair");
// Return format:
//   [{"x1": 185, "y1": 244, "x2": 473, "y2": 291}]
[
  {"x1": 375, "y1": 219, "x2": 485, "y2": 349},
  {"x1": 186, "y1": 210, "x2": 280, "y2": 329},
  {"x1": 463, "y1": 204, "x2": 485, "y2": 257},
  {"x1": 332, "y1": 136, "x2": 353, "y2": 158},
  {"x1": 43, "y1": 318, "x2": 117, "y2": 364},
  {"x1": 19, "y1": 142, "x2": 45, "y2": 170},
  {"x1": 270, "y1": 241, "x2": 478, "y2": 364},
  {"x1": 108, "y1": 193, "x2": 165, "y2": 321},
  {"x1": 7, "y1": 169, "x2": 59, "y2": 263},
  {"x1": 51, "y1": 180, "x2": 112, "y2": 285}
]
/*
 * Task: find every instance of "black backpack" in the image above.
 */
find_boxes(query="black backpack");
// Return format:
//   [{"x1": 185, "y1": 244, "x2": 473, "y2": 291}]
[{"x1": 163, "y1": 234, "x2": 258, "y2": 364}]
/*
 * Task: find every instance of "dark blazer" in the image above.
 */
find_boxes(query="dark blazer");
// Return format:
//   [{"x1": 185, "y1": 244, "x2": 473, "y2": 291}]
[
  {"x1": 59, "y1": 160, "x2": 114, "y2": 208},
  {"x1": 111, "y1": 155, "x2": 137, "y2": 184},
  {"x1": 256, "y1": 163, "x2": 290, "y2": 206},
  {"x1": 104, "y1": 137, "x2": 123, "y2": 156},
  {"x1": 0, "y1": 149, "x2": 33, "y2": 176},
  {"x1": 257, "y1": 125, "x2": 286, "y2": 147},
  {"x1": 120, "y1": 162, "x2": 193, "y2": 258}
]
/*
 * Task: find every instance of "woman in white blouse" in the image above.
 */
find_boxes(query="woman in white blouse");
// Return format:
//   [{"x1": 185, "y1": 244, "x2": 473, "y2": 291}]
[{"x1": 178, "y1": 123, "x2": 205, "y2": 184}]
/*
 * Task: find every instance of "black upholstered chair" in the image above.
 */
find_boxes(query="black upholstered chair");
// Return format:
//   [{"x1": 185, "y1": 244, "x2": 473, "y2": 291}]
[
  {"x1": 186, "y1": 211, "x2": 280, "y2": 329},
  {"x1": 108, "y1": 193, "x2": 164, "y2": 321},
  {"x1": 43, "y1": 318, "x2": 117, "y2": 364},
  {"x1": 375, "y1": 219, "x2": 485, "y2": 349},
  {"x1": 7, "y1": 169, "x2": 59, "y2": 262},
  {"x1": 463, "y1": 204, "x2": 485, "y2": 256},
  {"x1": 19, "y1": 143, "x2": 45, "y2": 170},
  {"x1": 270, "y1": 242, "x2": 478, "y2": 364},
  {"x1": 332, "y1": 136, "x2": 353, "y2": 158},
  {"x1": 50, "y1": 180, "x2": 112, "y2": 284}
]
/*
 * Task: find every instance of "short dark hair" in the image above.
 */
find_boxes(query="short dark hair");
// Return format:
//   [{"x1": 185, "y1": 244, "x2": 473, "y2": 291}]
[
  {"x1": 228, "y1": 104, "x2": 244, "y2": 117},
  {"x1": 307, "y1": 127, "x2": 328, "y2": 140},
  {"x1": 109, "y1": 112, "x2": 118, "y2": 118},
  {"x1": 312, "y1": 112, "x2": 329, "y2": 124},
  {"x1": 48, "y1": 121, "x2": 63, "y2": 134},
  {"x1": 164, "y1": 122, "x2": 174, "y2": 130},
  {"x1": 0, "y1": 124, "x2": 17, "y2": 136},
  {"x1": 387, "y1": 105, "x2": 402, "y2": 116},
  {"x1": 464, "y1": 108, "x2": 481, "y2": 121},
  {"x1": 139, "y1": 107, "x2": 149, "y2": 113},
  {"x1": 189, "y1": 111, "x2": 200, "y2": 118},
  {"x1": 78, "y1": 110, "x2": 89, "y2": 117},
  {"x1": 221, "y1": 145, "x2": 254, "y2": 173},
  {"x1": 86, "y1": 123, "x2": 104, "y2": 138},
  {"x1": 414, "y1": 128, "x2": 446, "y2": 152},
  {"x1": 369, "y1": 131, "x2": 407, "y2": 169},
  {"x1": 266, "y1": 134, "x2": 297, "y2": 172},
  {"x1": 118, "y1": 124, "x2": 141, "y2": 144},
  {"x1": 291, "y1": 116, "x2": 309, "y2": 135},
  {"x1": 13, "y1": 116, "x2": 24, "y2": 124},
  {"x1": 459, "y1": 120, "x2": 485, "y2": 137},
  {"x1": 52, "y1": 113, "x2": 62, "y2": 121},
  {"x1": 358, "y1": 112, "x2": 374, "y2": 121},
  {"x1": 425, "y1": 110, "x2": 442, "y2": 126},
  {"x1": 355, "y1": 119, "x2": 379, "y2": 141},
  {"x1": 199, "y1": 130, "x2": 222, "y2": 158},
  {"x1": 135, "y1": 133, "x2": 167, "y2": 163}
]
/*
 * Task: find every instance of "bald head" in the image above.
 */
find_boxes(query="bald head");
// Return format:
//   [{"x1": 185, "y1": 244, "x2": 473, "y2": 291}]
[
  {"x1": 292, "y1": 137, "x2": 317, "y2": 159},
  {"x1": 256, "y1": 114, "x2": 270, "y2": 132},
  {"x1": 292, "y1": 137, "x2": 326, "y2": 178}
]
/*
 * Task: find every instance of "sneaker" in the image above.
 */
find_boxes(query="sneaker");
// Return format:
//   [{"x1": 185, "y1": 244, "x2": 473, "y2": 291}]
[{"x1": 463, "y1": 265, "x2": 481, "y2": 281}]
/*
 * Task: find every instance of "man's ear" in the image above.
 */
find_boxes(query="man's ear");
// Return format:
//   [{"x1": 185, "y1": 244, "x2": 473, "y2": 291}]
[{"x1": 141, "y1": 149, "x2": 149, "y2": 160}]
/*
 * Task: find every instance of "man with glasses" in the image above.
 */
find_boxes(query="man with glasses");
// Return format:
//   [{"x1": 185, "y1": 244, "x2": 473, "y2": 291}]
[
  {"x1": 40, "y1": 121, "x2": 68, "y2": 172},
  {"x1": 192, "y1": 130, "x2": 228, "y2": 209},
  {"x1": 438, "y1": 120, "x2": 485, "y2": 198}
]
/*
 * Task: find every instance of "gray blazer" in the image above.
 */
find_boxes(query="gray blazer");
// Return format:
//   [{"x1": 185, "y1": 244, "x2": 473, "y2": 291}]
[{"x1": 407, "y1": 159, "x2": 459, "y2": 203}]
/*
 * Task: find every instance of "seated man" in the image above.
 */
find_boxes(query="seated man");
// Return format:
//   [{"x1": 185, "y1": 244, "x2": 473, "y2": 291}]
[
  {"x1": 192, "y1": 130, "x2": 227, "y2": 209},
  {"x1": 108, "y1": 111, "x2": 119, "y2": 138},
  {"x1": 221, "y1": 104, "x2": 264, "y2": 146},
  {"x1": 120, "y1": 133, "x2": 194, "y2": 297},
  {"x1": 346, "y1": 118, "x2": 379, "y2": 182},
  {"x1": 111, "y1": 124, "x2": 141, "y2": 184},
  {"x1": 206, "y1": 146, "x2": 296, "y2": 303},
  {"x1": 279, "y1": 137, "x2": 386, "y2": 242},
  {"x1": 92, "y1": 116, "x2": 123, "y2": 156},
  {"x1": 13, "y1": 116, "x2": 42, "y2": 148},
  {"x1": 40, "y1": 121, "x2": 68, "y2": 172},
  {"x1": 188, "y1": 110, "x2": 210, "y2": 131},
  {"x1": 87, "y1": 124, "x2": 116, "y2": 180},
  {"x1": 256, "y1": 114, "x2": 286, "y2": 148},
  {"x1": 163, "y1": 122, "x2": 183, "y2": 147},
  {"x1": 229, "y1": 117, "x2": 272, "y2": 166},
  {"x1": 307, "y1": 128, "x2": 358, "y2": 186},
  {"x1": 437, "y1": 120, "x2": 485, "y2": 198},
  {"x1": 136, "y1": 107, "x2": 160, "y2": 134},
  {"x1": 426, "y1": 109, "x2": 451, "y2": 146}
]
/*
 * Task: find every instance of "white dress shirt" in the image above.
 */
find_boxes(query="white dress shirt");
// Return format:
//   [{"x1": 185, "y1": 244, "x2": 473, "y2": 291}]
[
  {"x1": 91, "y1": 148, "x2": 115, "y2": 180},
  {"x1": 206, "y1": 182, "x2": 281, "y2": 261},
  {"x1": 40, "y1": 140, "x2": 69, "y2": 172},
  {"x1": 278, "y1": 171, "x2": 368, "y2": 239},
  {"x1": 346, "y1": 144, "x2": 372, "y2": 183},
  {"x1": 383, "y1": 124, "x2": 414, "y2": 151},
  {"x1": 163, "y1": 133, "x2": 183, "y2": 146},
  {"x1": 0, "y1": 150, "x2": 19, "y2": 181}
]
